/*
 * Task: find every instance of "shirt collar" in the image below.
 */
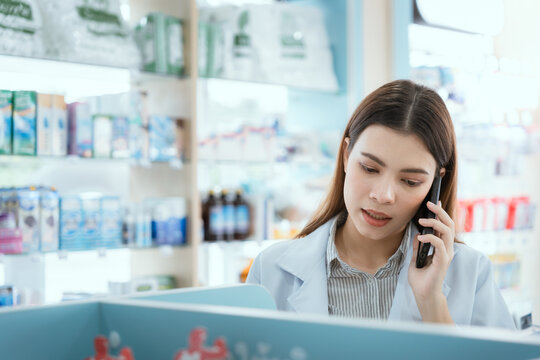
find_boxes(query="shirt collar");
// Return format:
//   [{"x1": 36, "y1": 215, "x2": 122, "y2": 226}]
[{"x1": 326, "y1": 215, "x2": 412, "y2": 279}]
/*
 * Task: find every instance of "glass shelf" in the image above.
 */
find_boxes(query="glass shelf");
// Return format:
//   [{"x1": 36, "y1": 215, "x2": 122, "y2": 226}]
[
  {"x1": 199, "y1": 76, "x2": 339, "y2": 93},
  {"x1": 0, "y1": 155, "x2": 190, "y2": 169},
  {"x1": 197, "y1": 157, "x2": 334, "y2": 167},
  {"x1": 0, "y1": 54, "x2": 188, "y2": 101},
  {"x1": 0, "y1": 243, "x2": 191, "y2": 259}
]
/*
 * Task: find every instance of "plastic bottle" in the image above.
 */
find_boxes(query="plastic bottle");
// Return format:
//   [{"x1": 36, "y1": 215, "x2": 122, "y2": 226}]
[
  {"x1": 234, "y1": 189, "x2": 250, "y2": 240},
  {"x1": 221, "y1": 189, "x2": 235, "y2": 241},
  {"x1": 203, "y1": 190, "x2": 224, "y2": 241}
]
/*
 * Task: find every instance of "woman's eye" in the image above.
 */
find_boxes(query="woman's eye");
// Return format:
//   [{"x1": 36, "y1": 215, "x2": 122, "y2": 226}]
[
  {"x1": 361, "y1": 164, "x2": 378, "y2": 173},
  {"x1": 403, "y1": 179, "x2": 421, "y2": 187}
]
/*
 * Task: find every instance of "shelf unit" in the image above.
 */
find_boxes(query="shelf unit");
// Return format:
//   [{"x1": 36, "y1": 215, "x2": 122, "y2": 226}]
[{"x1": 0, "y1": 0, "x2": 201, "y2": 304}]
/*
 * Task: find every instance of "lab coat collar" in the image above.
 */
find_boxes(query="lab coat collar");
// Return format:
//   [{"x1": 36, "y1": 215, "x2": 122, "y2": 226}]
[
  {"x1": 276, "y1": 220, "x2": 332, "y2": 314},
  {"x1": 276, "y1": 217, "x2": 461, "y2": 318}
]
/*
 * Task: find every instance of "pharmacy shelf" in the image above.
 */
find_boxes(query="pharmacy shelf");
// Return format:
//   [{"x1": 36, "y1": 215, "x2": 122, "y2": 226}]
[
  {"x1": 198, "y1": 239, "x2": 285, "y2": 286},
  {"x1": 0, "y1": 54, "x2": 188, "y2": 103},
  {"x1": 0, "y1": 155, "x2": 189, "y2": 169},
  {"x1": 0, "y1": 0, "x2": 202, "y2": 299},
  {"x1": 0, "y1": 244, "x2": 191, "y2": 259},
  {"x1": 197, "y1": 157, "x2": 335, "y2": 167},
  {"x1": 131, "y1": 70, "x2": 190, "y2": 84},
  {"x1": 200, "y1": 75, "x2": 339, "y2": 93}
]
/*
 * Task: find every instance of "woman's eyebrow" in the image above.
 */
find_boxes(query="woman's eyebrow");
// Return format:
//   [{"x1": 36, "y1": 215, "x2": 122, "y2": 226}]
[
  {"x1": 401, "y1": 168, "x2": 430, "y2": 175},
  {"x1": 361, "y1": 152, "x2": 430, "y2": 175},
  {"x1": 361, "y1": 152, "x2": 385, "y2": 166}
]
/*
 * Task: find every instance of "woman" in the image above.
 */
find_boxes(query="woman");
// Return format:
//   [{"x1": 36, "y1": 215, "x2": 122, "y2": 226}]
[{"x1": 247, "y1": 80, "x2": 515, "y2": 329}]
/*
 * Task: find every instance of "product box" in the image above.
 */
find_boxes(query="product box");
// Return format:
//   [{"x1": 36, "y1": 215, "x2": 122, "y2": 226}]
[
  {"x1": 165, "y1": 16, "x2": 184, "y2": 76},
  {"x1": 59, "y1": 196, "x2": 83, "y2": 250},
  {"x1": 135, "y1": 13, "x2": 165, "y2": 73},
  {"x1": 37, "y1": 93, "x2": 53, "y2": 156},
  {"x1": 135, "y1": 13, "x2": 184, "y2": 76},
  {"x1": 52, "y1": 95, "x2": 67, "y2": 156},
  {"x1": 39, "y1": 187, "x2": 59, "y2": 252},
  {"x1": 100, "y1": 196, "x2": 122, "y2": 248},
  {"x1": 13, "y1": 91, "x2": 37, "y2": 156},
  {"x1": 0, "y1": 212, "x2": 23, "y2": 254},
  {"x1": 81, "y1": 195, "x2": 101, "y2": 249},
  {"x1": 129, "y1": 117, "x2": 150, "y2": 163},
  {"x1": 147, "y1": 198, "x2": 186, "y2": 246},
  {"x1": 67, "y1": 102, "x2": 93, "y2": 158},
  {"x1": 16, "y1": 187, "x2": 40, "y2": 252},
  {"x1": 0, "y1": 285, "x2": 14, "y2": 306},
  {"x1": 93, "y1": 115, "x2": 113, "y2": 158},
  {"x1": 0, "y1": 90, "x2": 12, "y2": 155},
  {"x1": 167, "y1": 198, "x2": 187, "y2": 245},
  {"x1": 111, "y1": 116, "x2": 130, "y2": 158},
  {"x1": 148, "y1": 199, "x2": 168, "y2": 245},
  {"x1": 136, "y1": 206, "x2": 152, "y2": 248},
  {"x1": 149, "y1": 115, "x2": 176, "y2": 162}
]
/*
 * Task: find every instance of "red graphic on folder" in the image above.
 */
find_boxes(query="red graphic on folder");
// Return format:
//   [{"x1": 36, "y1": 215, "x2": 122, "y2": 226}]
[
  {"x1": 85, "y1": 335, "x2": 135, "y2": 360},
  {"x1": 174, "y1": 327, "x2": 228, "y2": 360}
]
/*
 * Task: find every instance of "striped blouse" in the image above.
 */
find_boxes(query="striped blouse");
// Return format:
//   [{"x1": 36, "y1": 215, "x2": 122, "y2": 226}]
[{"x1": 326, "y1": 213, "x2": 411, "y2": 319}]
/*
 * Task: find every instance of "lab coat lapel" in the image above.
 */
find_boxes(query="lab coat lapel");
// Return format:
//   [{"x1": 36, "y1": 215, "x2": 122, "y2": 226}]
[
  {"x1": 276, "y1": 221, "x2": 331, "y2": 315},
  {"x1": 388, "y1": 225, "x2": 456, "y2": 322}
]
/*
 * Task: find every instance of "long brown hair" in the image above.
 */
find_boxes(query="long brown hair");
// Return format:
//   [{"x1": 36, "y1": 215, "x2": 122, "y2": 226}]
[{"x1": 296, "y1": 79, "x2": 458, "y2": 239}]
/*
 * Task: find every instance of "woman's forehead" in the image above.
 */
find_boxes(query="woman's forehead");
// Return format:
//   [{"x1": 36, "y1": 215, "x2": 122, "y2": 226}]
[{"x1": 352, "y1": 125, "x2": 436, "y2": 169}]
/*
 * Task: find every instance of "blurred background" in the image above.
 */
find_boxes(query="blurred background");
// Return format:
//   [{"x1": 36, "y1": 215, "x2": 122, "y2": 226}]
[{"x1": 0, "y1": 0, "x2": 539, "y2": 330}]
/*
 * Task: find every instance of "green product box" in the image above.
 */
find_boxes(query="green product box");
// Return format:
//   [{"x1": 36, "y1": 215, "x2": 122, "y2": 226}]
[
  {"x1": 0, "y1": 90, "x2": 12, "y2": 155},
  {"x1": 136, "y1": 13, "x2": 185, "y2": 76},
  {"x1": 165, "y1": 16, "x2": 185, "y2": 76},
  {"x1": 135, "y1": 12, "x2": 167, "y2": 74},
  {"x1": 13, "y1": 91, "x2": 37, "y2": 156}
]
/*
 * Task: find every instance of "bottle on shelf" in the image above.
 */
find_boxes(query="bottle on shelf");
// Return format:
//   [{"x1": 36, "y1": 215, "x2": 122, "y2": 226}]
[
  {"x1": 221, "y1": 189, "x2": 235, "y2": 241},
  {"x1": 233, "y1": 189, "x2": 250, "y2": 240},
  {"x1": 202, "y1": 190, "x2": 224, "y2": 241}
]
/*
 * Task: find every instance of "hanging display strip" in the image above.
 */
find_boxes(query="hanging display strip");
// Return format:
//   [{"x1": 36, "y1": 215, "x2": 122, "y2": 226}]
[{"x1": 0, "y1": 285, "x2": 539, "y2": 359}]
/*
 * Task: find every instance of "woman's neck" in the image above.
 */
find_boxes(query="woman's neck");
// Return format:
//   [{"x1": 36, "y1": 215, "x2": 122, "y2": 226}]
[{"x1": 335, "y1": 217, "x2": 406, "y2": 275}]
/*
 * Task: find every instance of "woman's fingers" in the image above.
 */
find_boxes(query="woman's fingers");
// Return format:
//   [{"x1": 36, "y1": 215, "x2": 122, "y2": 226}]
[
  {"x1": 418, "y1": 217, "x2": 452, "y2": 253},
  {"x1": 426, "y1": 200, "x2": 455, "y2": 233},
  {"x1": 417, "y1": 233, "x2": 449, "y2": 263}
]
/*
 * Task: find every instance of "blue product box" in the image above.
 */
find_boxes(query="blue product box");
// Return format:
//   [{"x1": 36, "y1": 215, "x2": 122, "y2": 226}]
[
  {"x1": 0, "y1": 285, "x2": 14, "y2": 306},
  {"x1": 135, "y1": 207, "x2": 152, "y2": 247},
  {"x1": 37, "y1": 93, "x2": 53, "y2": 156},
  {"x1": 16, "y1": 187, "x2": 40, "y2": 252},
  {"x1": 149, "y1": 115, "x2": 176, "y2": 162},
  {"x1": 0, "y1": 90, "x2": 12, "y2": 155},
  {"x1": 150, "y1": 200, "x2": 169, "y2": 245},
  {"x1": 166, "y1": 198, "x2": 187, "y2": 245},
  {"x1": 59, "y1": 196, "x2": 83, "y2": 250},
  {"x1": 81, "y1": 195, "x2": 101, "y2": 249},
  {"x1": 39, "y1": 187, "x2": 59, "y2": 252},
  {"x1": 112, "y1": 116, "x2": 130, "y2": 158},
  {"x1": 13, "y1": 91, "x2": 37, "y2": 156},
  {"x1": 68, "y1": 102, "x2": 93, "y2": 158},
  {"x1": 100, "y1": 196, "x2": 122, "y2": 248}
]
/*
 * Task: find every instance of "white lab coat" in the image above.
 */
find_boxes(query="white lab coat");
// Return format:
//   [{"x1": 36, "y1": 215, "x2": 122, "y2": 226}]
[{"x1": 247, "y1": 218, "x2": 516, "y2": 329}]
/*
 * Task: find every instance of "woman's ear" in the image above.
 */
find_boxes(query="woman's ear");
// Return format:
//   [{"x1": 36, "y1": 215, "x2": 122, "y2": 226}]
[
  {"x1": 343, "y1": 137, "x2": 350, "y2": 172},
  {"x1": 439, "y1": 167, "x2": 446, "y2": 178}
]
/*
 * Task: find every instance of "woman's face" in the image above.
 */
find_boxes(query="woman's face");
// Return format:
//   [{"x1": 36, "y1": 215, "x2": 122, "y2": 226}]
[{"x1": 343, "y1": 124, "x2": 437, "y2": 241}]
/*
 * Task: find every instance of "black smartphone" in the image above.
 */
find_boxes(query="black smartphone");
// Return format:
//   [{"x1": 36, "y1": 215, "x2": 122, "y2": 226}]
[{"x1": 415, "y1": 175, "x2": 442, "y2": 269}]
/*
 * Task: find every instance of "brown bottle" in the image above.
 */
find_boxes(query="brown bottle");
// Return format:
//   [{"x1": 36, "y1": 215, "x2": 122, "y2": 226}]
[
  {"x1": 233, "y1": 189, "x2": 250, "y2": 240},
  {"x1": 221, "y1": 189, "x2": 235, "y2": 241},
  {"x1": 203, "y1": 190, "x2": 224, "y2": 241}
]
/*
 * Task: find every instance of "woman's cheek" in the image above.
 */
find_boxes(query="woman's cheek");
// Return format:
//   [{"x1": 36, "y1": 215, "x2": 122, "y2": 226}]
[{"x1": 403, "y1": 190, "x2": 429, "y2": 218}]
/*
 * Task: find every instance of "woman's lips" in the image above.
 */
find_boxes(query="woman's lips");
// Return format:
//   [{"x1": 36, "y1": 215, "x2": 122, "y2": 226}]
[{"x1": 361, "y1": 209, "x2": 392, "y2": 227}]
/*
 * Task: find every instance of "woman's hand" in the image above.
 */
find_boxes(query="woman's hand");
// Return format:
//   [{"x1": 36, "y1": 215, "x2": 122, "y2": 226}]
[{"x1": 408, "y1": 200, "x2": 455, "y2": 324}]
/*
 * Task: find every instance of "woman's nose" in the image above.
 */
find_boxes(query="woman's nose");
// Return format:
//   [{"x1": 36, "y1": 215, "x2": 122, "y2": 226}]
[{"x1": 369, "y1": 180, "x2": 395, "y2": 204}]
